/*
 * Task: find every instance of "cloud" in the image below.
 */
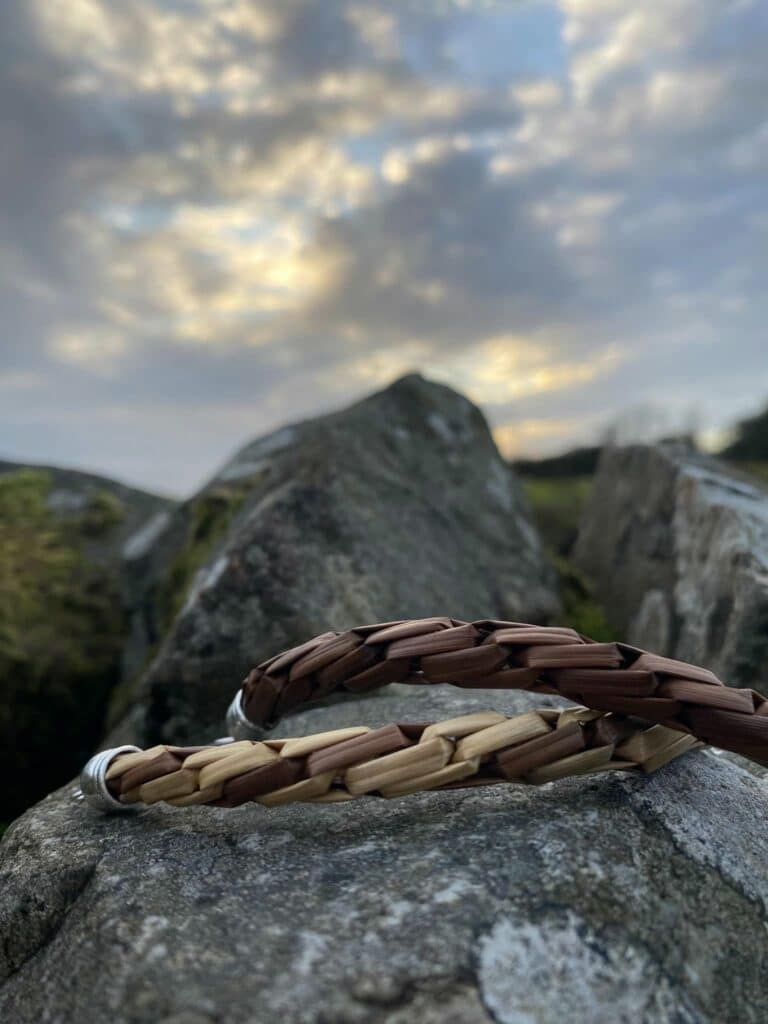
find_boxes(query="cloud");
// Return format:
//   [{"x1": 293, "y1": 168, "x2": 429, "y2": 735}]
[{"x1": 0, "y1": 0, "x2": 766, "y2": 492}]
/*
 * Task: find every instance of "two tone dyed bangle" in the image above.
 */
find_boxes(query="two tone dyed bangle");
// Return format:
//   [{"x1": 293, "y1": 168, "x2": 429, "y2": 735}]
[{"x1": 79, "y1": 617, "x2": 767, "y2": 813}]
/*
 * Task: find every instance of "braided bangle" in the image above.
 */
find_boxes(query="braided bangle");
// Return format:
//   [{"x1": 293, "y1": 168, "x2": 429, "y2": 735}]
[
  {"x1": 232, "y1": 618, "x2": 768, "y2": 763},
  {"x1": 79, "y1": 616, "x2": 763, "y2": 813},
  {"x1": 81, "y1": 706, "x2": 700, "y2": 813}
]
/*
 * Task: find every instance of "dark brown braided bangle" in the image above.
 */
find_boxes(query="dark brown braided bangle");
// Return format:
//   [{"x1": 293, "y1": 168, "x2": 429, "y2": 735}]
[{"x1": 236, "y1": 618, "x2": 768, "y2": 767}]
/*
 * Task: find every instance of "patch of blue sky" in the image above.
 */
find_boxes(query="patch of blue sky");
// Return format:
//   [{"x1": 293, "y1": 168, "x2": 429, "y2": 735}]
[
  {"x1": 98, "y1": 202, "x2": 176, "y2": 233},
  {"x1": 697, "y1": 0, "x2": 768, "y2": 60},
  {"x1": 440, "y1": 1, "x2": 566, "y2": 86},
  {"x1": 343, "y1": 133, "x2": 393, "y2": 168},
  {"x1": 157, "y1": 0, "x2": 209, "y2": 13},
  {"x1": 231, "y1": 220, "x2": 289, "y2": 243}
]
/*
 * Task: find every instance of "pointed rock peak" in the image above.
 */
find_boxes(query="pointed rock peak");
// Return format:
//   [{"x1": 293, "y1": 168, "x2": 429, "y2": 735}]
[
  {"x1": 338, "y1": 371, "x2": 490, "y2": 453},
  {"x1": 109, "y1": 374, "x2": 559, "y2": 747}
]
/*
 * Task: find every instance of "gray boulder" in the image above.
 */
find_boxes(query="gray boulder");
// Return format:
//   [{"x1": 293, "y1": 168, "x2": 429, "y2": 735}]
[
  {"x1": 111, "y1": 374, "x2": 560, "y2": 746},
  {"x1": 2, "y1": 686, "x2": 768, "y2": 1023},
  {"x1": 573, "y1": 442, "x2": 768, "y2": 686}
]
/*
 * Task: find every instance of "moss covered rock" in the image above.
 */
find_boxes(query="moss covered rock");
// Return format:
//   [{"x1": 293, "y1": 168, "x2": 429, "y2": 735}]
[{"x1": 0, "y1": 465, "x2": 173, "y2": 823}]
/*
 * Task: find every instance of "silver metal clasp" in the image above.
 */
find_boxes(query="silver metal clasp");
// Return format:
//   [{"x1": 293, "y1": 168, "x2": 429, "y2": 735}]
[
  {"x1": 77, "y1": 745, "x2": 143, "y2": 813},
  {"x1": 225, "y1": 689, "x2": 267, "y2": 741}
]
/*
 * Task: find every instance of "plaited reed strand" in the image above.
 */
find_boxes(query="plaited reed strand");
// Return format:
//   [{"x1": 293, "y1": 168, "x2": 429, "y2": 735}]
[
  {"x1": 239, "y1": 619, "x2": 768, "y2": 767},
  {"x1": 105, "y1": 707, "x2": 701, "y2": 809}
]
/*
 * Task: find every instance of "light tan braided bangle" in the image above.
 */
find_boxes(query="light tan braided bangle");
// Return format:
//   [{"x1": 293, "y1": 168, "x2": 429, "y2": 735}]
[{"x1": 79, "y1": 706, "x2": 701, "y2": 813}]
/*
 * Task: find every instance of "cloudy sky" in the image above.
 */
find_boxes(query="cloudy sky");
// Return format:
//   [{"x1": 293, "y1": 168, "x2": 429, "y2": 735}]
[{"x1": 2, "y1": 0, "x2": 767, "y2": 494}]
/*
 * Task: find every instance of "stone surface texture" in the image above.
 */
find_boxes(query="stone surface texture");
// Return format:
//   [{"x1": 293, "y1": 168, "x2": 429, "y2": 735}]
[
  {"x1": 3, "y1": 686, "x2": 768, "y2": 1024},
  {"x1": 573, "y1": 441, "x2": 768, "y2": 685},
  {"x1": 112, "y1": 374, "x2": 560, "y2": 746}
]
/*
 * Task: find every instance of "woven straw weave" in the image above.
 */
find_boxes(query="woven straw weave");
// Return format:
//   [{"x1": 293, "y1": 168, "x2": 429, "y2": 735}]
[
  {"x1": 240, "y1": 618, "x2": 768, "y2": 766},
  {"x1": 105, "y1": 706, "x2": 700, "y2": 809},
  {"x1": 101, "y1": 617, "x2": 767, "y2": 810}
]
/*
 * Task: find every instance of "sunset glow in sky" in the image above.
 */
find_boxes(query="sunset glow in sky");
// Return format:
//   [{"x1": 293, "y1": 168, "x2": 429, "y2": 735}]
[{"x1": 2, "y1": 0, "x2": 767, "y2": 493}]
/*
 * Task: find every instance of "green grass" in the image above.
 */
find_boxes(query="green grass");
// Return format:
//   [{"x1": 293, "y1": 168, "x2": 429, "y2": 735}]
[
  {"x1": 77, "y1": 489, "x2": 125, "y2": 535},
  {"x1": 155, "y1": 484, "x2": 251, "y2": 634},
  {"x1": 520, "y1": 473, "x2": 613, "y2": 641},
  {"x1": 551, "y1": 555, "x2": 614, "y2": 642},
  {"x1": 0, "y1": 471, "x2": 120, "y2": 668},
  {"x1": 521, "y1": 475, "x2": 594, "y2": 556}
]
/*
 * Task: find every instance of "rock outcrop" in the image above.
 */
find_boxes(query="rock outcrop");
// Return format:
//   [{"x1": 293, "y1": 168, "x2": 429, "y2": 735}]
[
  {"x1": 2, "y1": 685, "x2": 768, "y2": 1024},
  {"x1": 573, "y1": 442, "x2": 768, "y2": 685},
  {"x1": 0, "y1": 463, "x2": 173, "y2": 822},
  {"x1": 111, "y1": 374, "x2": 560, "y2": 747}
]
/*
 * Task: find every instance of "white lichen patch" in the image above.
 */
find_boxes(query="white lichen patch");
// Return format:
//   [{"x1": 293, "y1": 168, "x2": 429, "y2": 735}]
[
  {"x1": 427, "y1": 412, "x2": 456, "y2": 444},
  {"x1": 219, "y1": 426, "x2": 297, "y2": 480},
  {"x1": 123, "y1": 509, "x2": 172, "y2": 560},
  {"x1": 485, "y1": 457, "x2": 515, "y2": 513},
  {"x1": 179, "y1": 554, "x2": 229, "y2": 615},
  {"x1": 431, "y1": 878, "x2": 480, "y2": 904},
  {"x1": 217, "y1": 457, "x2": 269, "y2": 483},
  {"x1": 294, "y1": 931, "x2": 330, "y2": 975},
  {"x1": 478, "y1": 912, "x2": 691, "y2": 1024}
]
